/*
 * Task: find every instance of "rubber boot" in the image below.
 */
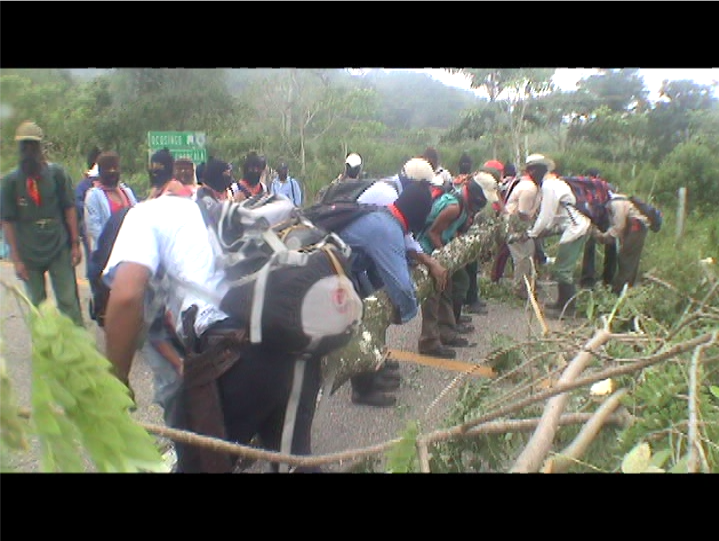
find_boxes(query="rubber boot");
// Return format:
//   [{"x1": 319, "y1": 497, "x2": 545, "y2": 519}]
[{"x1": 546, "y1": 282, "x2": 576, "y2": 318}]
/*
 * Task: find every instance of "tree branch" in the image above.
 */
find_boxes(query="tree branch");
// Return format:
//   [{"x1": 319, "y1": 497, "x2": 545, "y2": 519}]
[
  {"x1": 542, "y1": 388, "x2": 629, "y2": 473},
  {"x1": 509, "y1": 328, "x2": 612, "y2": 473},
  {"x1": 322, "y1": 213, "x2": 504, "y2": 392}
]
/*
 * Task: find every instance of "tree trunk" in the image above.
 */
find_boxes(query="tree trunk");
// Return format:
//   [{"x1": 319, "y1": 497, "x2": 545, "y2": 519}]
[{"x1": 322, "y1": 212, "x2": 504, "y2": 392}]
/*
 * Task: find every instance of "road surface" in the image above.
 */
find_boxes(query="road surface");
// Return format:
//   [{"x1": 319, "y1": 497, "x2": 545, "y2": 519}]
[{"x1": 0, "y1": 259, "x2": 561, "y2": 473}]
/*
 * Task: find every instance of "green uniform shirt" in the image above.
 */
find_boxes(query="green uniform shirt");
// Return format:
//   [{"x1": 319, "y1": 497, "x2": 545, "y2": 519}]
[{"x1": 0, "y1": 163, "x2": 75, "y2": 268}]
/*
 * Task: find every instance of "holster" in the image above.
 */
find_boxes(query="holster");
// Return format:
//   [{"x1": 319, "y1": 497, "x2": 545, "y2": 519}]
[{"x1": 180, "y1": 327, "x2": 247, "y2": 473}]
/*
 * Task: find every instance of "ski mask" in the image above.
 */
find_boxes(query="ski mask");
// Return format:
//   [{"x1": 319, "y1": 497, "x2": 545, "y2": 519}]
[
  {"x1": 242, "y1": 152, "x2": 266, "y2": 186},
  {"x1": 19, "y1": 141, "x2": 43, "y2": 177},
  {"x1": 392, "y1": 180, "x2": 432, "y2": 234},
  {"x1": 149, "y1": 148, "x2": 174, "y2": 187},
  {"x1": 97, "y1": 152, "x2": 121, "y2": 187}
]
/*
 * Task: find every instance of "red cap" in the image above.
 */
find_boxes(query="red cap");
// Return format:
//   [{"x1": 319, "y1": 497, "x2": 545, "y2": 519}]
[{"x1": 483, "y1": 160, "x2": 504, "y2": 176}]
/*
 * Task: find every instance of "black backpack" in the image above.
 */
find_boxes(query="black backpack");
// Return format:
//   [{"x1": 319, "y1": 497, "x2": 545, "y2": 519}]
[
  {"x1": 316, "y1": 178, "x2": 385, "y2": 205},
  {"x1": 88, "y1": 206, "x2": 131, "y2": 327},
  {"x1": 303, "y1": 178, "x2": 394, "y2": 234}
]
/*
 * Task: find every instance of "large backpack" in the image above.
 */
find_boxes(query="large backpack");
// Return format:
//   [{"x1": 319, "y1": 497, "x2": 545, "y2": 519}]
[
  {"x1": 188, "y1": 192, "x2": 364, "y2": 359},
  {"x1": 316, "y1": 178, "x2": 379, "y2": 204},
  {"x1": 629, "y1": 195, "x2": 663, "y2": 232},
  {"x1": 561, "y1": 176, "x2": 612, "y2": 230},
  {"x1": 302, "y1": 177, "x2": 395, "y2": 234}
]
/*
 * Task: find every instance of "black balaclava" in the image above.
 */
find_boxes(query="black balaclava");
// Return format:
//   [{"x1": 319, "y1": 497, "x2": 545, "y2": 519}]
[
  {"x1": 458, "y1": 153, "x2": 473, "y2": 175},
  {"x1": 149, "y1": 148, "x2": 174, "y2": 187},
  {"x1": 242, "y1": 152, "x2": 265, "y2": 186},
  {"x1": 97, "y1": 154, "x2": 121, "y2": 188},
  {"x1": 466, "y1": 180, "x2": 488, "y2": 211},
  {"x1": 203, "y1": 158, "x2": 231, "y2": 194},
  {"x1": 196, "y1": 161, "x2": 206, "y2": 183},
  {"x1": 86, "y1": 146, "x2": 101, "y2": 170},
  {"x1": 19, "y1": 140, "x2": 43, "y2": 177},
  {"x1": 393, "y1": 180, "x2": 432, "y2": 234}
]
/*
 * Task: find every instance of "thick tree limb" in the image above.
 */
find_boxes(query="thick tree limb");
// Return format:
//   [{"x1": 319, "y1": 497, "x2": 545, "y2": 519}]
[
  {"x1": 322, "y1": 213, "x2": 504, "y2": 392},
  {"x1": 509, "y1": 328, "x2": 612, "y2": 473},
  {"x1": 542, "y1": 389, "x2": 629, "y2": 473}
]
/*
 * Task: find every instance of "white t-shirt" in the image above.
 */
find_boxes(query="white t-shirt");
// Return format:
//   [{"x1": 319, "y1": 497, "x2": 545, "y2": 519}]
[{"x1": 103, "y1": 195, "x2": 229, "y2": 340}]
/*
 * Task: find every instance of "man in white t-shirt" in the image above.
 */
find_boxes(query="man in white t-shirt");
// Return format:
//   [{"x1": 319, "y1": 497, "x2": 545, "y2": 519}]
[{"x1": 102, "y1": 194, "x2": 326, "y2": 473}]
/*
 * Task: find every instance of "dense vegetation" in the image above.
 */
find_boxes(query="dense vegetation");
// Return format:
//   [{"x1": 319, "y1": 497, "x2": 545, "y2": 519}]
[{"x1": 1, "y1": 68, "x2": 717, "y2": 472}]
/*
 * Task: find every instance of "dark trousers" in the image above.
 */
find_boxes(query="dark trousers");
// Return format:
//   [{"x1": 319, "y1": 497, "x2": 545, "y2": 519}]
[
  {"x1": 419, "y1": 275, "x2": 458, "y2": 351},
  {"x1": 24, "y1": 246, "x2": 84, "y2": 326},
  {"x1": 350, "y1": 371, "x2": 377, "y2": 395},
  {"x1": 175, "y1": 342, "x2": 321, "y2": 473},
  {"x1": 612, "y1": 220, "x2": 648, "y2": 294},
  {"x1": 464, "y1": 259, "x2": 479, "y2": 304},
  {"x1": 581, "y1": 236, "x2": 618, "y2": 287}
]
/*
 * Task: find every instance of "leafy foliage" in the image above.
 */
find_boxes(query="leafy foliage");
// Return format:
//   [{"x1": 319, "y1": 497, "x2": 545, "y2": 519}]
[
  {"x1": 618, "y1": 362, "x2": 719, "y2": 472},
  {"x1": 385, "y1": 421, "x2": 420, "y2": 473},
  {"x1": 27, "y1": 300, "x2": 165, "y2": 472},
  {"x1": 0, "y1": 351, "x2": 30, "y2": 471}
]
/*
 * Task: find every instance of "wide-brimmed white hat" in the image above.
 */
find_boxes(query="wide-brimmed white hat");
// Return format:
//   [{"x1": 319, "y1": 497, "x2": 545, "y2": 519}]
[
  {"x1": 525, "y1": 153, "x2": 555, "y2": 172},
  {"x1": 472, "y1": 171, "x2": 500, "y2": 204}
]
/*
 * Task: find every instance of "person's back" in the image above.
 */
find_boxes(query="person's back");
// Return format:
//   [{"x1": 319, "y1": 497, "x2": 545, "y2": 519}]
[{"x1": 104, "y1": 187, "x2": 362, "y2": 472}]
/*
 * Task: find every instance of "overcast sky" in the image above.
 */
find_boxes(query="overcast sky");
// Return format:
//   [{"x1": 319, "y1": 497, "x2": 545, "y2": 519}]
[{"x1": 392, "y1": 68, "x2": 719, "y2": 101}]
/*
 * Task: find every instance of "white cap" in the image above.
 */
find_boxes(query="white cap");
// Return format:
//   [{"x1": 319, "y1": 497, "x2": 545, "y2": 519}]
[
  {"x1": 401, "y1": 157, "x2": 435, "y2": 183},
  {"x1": 472, "y1": 171, "x2": 500, "y2": 204},
  {"x1": 345, "y1": 153, "x2": 362, "y2": 168}
]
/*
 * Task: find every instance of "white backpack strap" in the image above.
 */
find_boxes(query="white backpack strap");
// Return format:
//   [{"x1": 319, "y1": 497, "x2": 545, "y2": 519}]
[
  {"x1": 278, "y1": 356, "x2": 307, "y2": 473},
  {"x1": 249, "y1": 256, "x2": 274, "y2": 344},
  {"x1": 278, "y1": 339, "x2": 319, "y2": 473}
]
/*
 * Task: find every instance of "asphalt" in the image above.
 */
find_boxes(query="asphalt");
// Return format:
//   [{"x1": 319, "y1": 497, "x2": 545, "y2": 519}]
[{"x1": 0, "y1": 259, "x2": 561, "y2": 473}]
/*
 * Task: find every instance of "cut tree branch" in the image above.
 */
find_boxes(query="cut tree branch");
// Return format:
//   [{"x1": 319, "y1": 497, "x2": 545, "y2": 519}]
[{"x1": 322, "y1": 212, "x2": 504, "y2": 392}]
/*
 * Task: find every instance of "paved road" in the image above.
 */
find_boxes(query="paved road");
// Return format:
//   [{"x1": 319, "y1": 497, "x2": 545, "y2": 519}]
[{"x1": 0, "y1": 259, "x2": 560, "y2": 473}]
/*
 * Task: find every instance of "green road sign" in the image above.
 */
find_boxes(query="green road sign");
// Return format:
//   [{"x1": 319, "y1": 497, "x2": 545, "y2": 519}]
[{"x1": 147, "y1": 131, "x2": 207, "y2": 164}]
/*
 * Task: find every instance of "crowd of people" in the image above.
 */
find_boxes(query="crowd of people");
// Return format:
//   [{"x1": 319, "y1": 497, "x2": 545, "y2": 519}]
[{"x1": 0, "y1": 119, "x2": 655, "y2": 473}]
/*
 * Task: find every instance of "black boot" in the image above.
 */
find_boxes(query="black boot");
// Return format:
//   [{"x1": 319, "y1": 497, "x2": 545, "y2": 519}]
[{"x1": 546, "y1": 282, "x2": 576, "y2": 317}]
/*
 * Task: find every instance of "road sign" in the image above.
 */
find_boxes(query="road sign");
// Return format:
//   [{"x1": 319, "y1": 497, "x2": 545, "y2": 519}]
[{"x1": 147, "y1": 131, "x2": 207, "y2": 164}]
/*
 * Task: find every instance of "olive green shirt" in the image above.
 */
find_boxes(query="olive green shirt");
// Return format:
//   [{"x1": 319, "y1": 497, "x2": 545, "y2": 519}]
[{"x1": 0, "y1": 163, "x2": 75, "y2": 267}]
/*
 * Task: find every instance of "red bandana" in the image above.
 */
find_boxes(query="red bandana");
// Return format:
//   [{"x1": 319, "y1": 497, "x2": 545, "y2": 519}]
[
  {"x1": 388, "y1": 203, "x2": 409, "y2": 233},
  {"x1": 26, "y1": 177, "x2": 41, "y2": 206}
]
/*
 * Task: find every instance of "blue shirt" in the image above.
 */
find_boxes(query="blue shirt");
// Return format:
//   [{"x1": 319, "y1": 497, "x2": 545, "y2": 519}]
[
  {"x1": 337, "y1": 209, "x2": 418, "y2": 323},
  {"x1": 270, "y1": 176, "x2": 302, "y2": 207}
]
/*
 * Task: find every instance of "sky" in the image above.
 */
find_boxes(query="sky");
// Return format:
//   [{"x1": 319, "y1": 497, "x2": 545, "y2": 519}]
[{"x1": 392, "y1": 68, "x2": 719, "y2": 101}]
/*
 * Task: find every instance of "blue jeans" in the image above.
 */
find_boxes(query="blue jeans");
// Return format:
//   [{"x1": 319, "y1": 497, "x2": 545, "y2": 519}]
[{"x1": 141, "y1": 341, "x2": 183, "y2": 427}]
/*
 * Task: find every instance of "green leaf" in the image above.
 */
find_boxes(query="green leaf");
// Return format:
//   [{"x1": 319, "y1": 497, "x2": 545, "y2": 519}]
[
  {"x1": 622, "y1": 442, "x2": 651, "y2": 473},
  {"x1": 669, "y1": 455, "x2": 689, "y2": 474},
  {"x1": 385, "y1": 421, "x2": 420, "y2": 473},
  {"x1": 650, "y1": 448, "x2": 672, "y2": 468},
  {"x1": 710, "y1": 386, "x2": 719, "y2": 399}
]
